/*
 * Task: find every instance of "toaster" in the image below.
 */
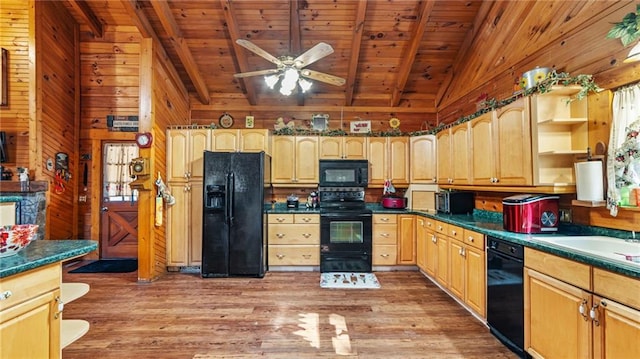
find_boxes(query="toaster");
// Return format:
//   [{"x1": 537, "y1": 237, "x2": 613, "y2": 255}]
[{"x1": 502, "y1": 194, "x2": 559, "y2": 233}]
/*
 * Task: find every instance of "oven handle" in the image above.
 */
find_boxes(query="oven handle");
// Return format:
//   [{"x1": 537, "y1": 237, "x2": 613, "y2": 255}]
[
  {"x1": 487, "y1": 248, "x2": 524, "y2": 265},
  {"x1": 320, "y1": 213, "x2": 372, "y2": 219}
]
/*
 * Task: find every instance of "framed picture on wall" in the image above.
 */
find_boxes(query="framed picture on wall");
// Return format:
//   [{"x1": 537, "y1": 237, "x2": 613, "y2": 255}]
[{"x1": 1, "y1": 48, "x2": 7, "y2": 106}]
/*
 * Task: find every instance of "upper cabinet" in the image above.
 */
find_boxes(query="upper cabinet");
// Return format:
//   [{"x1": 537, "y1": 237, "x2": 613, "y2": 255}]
[
  {"x1": 436, "y1": 129, "x2": 452, "y2": 185},
  {"x1": 271, "y1": 136, "x2": 319, "y2": 186},
  {"x1": 319, "y1": 136, "x2": 367, "y2": 159},
  {"x1": 409, "y1": 135, "x2": 437, "y2": 183},
  {"x1": 470, "y1": 112, "x2": 496, "y2": 185},
  {"x1": 167, "y1": 128, "x2": 211, "y2": 182},
  {"x1": 531, "y1": 86, "x2": 588, "y2": 185},
  {"x1": 437, "y1": 124, "x2": 470, "y2": 185},
  {"x1": 211, "y1": 129, "x2": 270, "y2": 154},
  {"x1": 368, "y1": 137, "x2": 409, "y2": 187}
]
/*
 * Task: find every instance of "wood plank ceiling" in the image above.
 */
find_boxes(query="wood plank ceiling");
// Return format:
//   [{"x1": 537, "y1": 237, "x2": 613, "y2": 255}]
[{"x1": 64, "y1": 0, "x2": 482, "y2": 115}]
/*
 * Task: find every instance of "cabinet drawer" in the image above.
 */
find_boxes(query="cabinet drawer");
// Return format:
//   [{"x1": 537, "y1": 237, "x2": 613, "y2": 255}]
[
  {"x1": 373, "y1": 244, "x2": 397, "y2": 265},
  {"x1": 268, "y1": 214, "x2": 294, "y2": 224},
  {"x1": 293, "y1": 214, "x2": 319, "y2": 224},
  {"x1": 268, "y1": 224, "x2": 319, "y2": 245},
  {"x1": 374, "y1": 214, "x2": 397, "y2": 224},
  {"x1": 435, "y1": 221, "x2": 449, "y2": 235},
  {"x1": 373, "y1": 224, "x2": 397, "y2": 245},
  {"x1": 525, "y1": 248, "x2": 591, "y2": 291},
  {"x1": 448, "y1": 224, "x2": 464, "y2": 241},
  {"x1": 0, "y1": 263, "x2": 60, "y2": 311},
  {"x1": 593, "y1": 268, "x2": 640, "y2": 310},
  {"x1": 268, "y1": 245, "x2": 319, "y2": 265},
  {"x1": 423, "y1": 218, "x2": 436, "y2": 232},
  {"x1": 463, "y1": 229, "x2": 484, "y2": 250}
]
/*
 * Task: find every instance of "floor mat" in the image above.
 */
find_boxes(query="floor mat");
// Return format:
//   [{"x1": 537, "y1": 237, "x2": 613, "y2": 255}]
[
  {"x1": 69, "y1": 259, "x2": 137, "y2": 273},
  {"x1": 320, "y1": 272, "x2": 380, "y2": 289}
]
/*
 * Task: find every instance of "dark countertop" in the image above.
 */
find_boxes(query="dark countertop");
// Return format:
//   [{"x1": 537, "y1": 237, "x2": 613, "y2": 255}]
[
  {"x1": 265, "y1": 202, "x2": 640, "y2": 279},
  {"x1": 0, "y1": 239, "x2": 97, "y2": 278}
]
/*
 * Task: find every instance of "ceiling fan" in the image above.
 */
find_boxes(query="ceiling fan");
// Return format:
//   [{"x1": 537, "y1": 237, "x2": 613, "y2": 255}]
[{"x1": 233, "y1": 39, "x2": 346, "y2": 94}]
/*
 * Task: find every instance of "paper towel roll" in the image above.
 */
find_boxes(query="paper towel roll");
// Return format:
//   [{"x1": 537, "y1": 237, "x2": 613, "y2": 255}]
[{"x1": 575, "y1": 161, "x2": 604, "y2": 201}]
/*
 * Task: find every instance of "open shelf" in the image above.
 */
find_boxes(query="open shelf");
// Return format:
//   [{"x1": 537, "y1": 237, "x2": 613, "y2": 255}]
[
  {"x1": 538, "y1": 118, "x2": 588, "y2": 126},
  {"x1": 538, "y1": 150, "x2": 587, "y2": 155},
  {"x1": 61, "y1": 319, "x2": 90, "y2": 349},
  {"x1": 61, "y1": 283, "x2": 89, "y2": 304}
]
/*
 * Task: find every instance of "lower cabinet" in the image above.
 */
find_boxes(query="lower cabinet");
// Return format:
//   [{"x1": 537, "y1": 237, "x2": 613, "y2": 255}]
[
  {"x1": 372, "y1": 214, "x2": 398, "y2": 265},
  {"x1": 267, "y1": 214, "x2": 319, "y2": 266},
  {"x1": 166, "y1": 181, "x2": 203, "y2": 267},
  {"x1": 524, "y1": 248, "x2": 640, "y2": 359},
  {"x1": 398, "y1": 215, "x2": 416, "y2": 264}
]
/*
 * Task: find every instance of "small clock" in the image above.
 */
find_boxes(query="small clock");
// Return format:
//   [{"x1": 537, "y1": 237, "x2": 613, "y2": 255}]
[
  {"x1": 219, "y1": 113, "x2": 234, "y2": 129},
  {"x1": 135, "y1": 132, "x2": 153, "y2": 148}
]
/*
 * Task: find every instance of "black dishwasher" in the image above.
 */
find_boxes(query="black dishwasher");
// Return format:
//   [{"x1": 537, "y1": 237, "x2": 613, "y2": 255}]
[{"x1": 486, "y1": 236, "x2": 529, "y2": 358}]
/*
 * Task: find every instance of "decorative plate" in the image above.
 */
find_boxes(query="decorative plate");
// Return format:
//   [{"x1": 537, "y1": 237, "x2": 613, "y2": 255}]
[
  {"x1": 389, "y1": 117, "x2": 400, "y2": 128},
  {"x1": 219, "y1": 113, "x2": 234, "y2": 128}
]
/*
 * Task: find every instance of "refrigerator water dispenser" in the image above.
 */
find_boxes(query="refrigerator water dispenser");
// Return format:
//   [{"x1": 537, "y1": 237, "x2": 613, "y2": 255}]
[{"x1": 206, "y1": 184, "x2": 225, "y2": 210}]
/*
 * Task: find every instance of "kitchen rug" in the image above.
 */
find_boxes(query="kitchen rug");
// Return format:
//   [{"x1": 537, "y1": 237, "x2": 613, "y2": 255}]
[
  {"x1": 320, "y1": 272, "x2": 380, "y2": 289},
  {"x1": 69, "y1": 259, "x2": 137, "y2": 273}
]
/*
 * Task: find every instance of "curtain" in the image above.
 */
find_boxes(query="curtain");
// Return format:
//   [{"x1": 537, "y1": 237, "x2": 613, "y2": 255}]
[
  {"x1": 607, "y1": 84, "x2": 640, "y2": 216},
  {"x1": 104, "y1": 143, "x2": 139, "y2": 201}
]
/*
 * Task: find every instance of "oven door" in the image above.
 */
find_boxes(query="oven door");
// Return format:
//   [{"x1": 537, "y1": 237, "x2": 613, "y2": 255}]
[{"x1": 320, "y1": 211, "x2": 372, "y2": 272}]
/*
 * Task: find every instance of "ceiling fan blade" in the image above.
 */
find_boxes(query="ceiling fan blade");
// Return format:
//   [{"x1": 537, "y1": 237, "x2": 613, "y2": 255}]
[
  {"x1": 233, "y1": 68, "x2": 281, "y2": 78},
  {"x1": 300, "y1": 69, "x2": 346, "y2": 86},
  {"x1": 235, "y1": 39, "x2": 282, "y2": 66},
  {"x1": 293, "y1": 42, "x2": 334, "y2": 68}
]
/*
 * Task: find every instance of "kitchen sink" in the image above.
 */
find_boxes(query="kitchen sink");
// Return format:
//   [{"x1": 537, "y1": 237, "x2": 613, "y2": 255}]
[{"x1": 529, "y1": 235, "x2": 640, "y2": 266}]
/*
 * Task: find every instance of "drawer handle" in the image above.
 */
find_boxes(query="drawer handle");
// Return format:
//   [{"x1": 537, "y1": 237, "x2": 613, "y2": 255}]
[
  {"x1": 302, "y1": 233, "x2": 311, "y2": 238},
  {"x1": 451, "y1": 230, "x2": 457, "y2": 236},
  {"x1": 0, "y1": 290, "x2": 12, "y2": 300},
  {"x1": 302, "y1": 254, "x2": 311, "y2": 259},
  {"x1": 276, "y1": 233, "x2": 286, "y2": 238},
  {"x1": 380, "y1": 218, "x2": 389, "y2": 222},
  {"x1": 301, "y1": 217, "x2": 311, "y2": 222},
  {"x1": 54, "y1": 296, "x2": 64, "y2": 319},
  {"x1": 431, "y1": 235, "x2": 437, "y2": 243},
  {"x1": 276, "y1": 217, "x2": 286, "y2": 222},
  {"x1": 438, "y1": 226, "x2": 443, "y2": 231},
  {"x1": 578, "y1": 299, "x2": 588, "y2": 321},
  {"x1": 468, "y1": 236, "x2": 474, "y2": 242},
  {"x1": 276, "y1": 254, "x2": 285, "y2": 259},
  {"x1": 590, "y1": 303, "x2": 600, "y2": 327},
  {"x1": 380, "y1": 233, "x2": 389, "y2": 238},
  {"x1": 380, "y1": 254, "x2": 389, "y2": 258}
]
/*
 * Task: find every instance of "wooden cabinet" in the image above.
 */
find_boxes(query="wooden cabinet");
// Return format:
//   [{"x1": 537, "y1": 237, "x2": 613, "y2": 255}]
[
  {"x1": 470, "y1": 112, "x2": 497, "y2": 185},
  {"x1": 319, "y1": 136, "x2": 367, "y2": 159},
  {"x1": 167, "y1": 128, "x2": 211, "y2": 182},
  {"x1": 211, "y1": 129, "x2": 239, "y2": 152},
  {"x1": 166, "y1": 182, "x2": 203, "y2": 267},
  {"x1": 524, "y1": 248, "x2": 640, "y2": 359},
  {"x1": 446, "y1": 225, "x2": 485, "y2": 318},
  {"x1": 372, "y1": 214, "x2": 398, "y2": 265},
  {"x1": 436, "y1": 129, "x2": 452, "y2": 185},
  {"x1": 397, "y1": 215, "x2": 416, "y2": 264},
  {"x1": 267, "y1": 214, "x2": 319, "y2": 266},
  {"x1": 409, "y1": 135, "x2": 437, "y2": 183},
  {"x1": 436, "y1": 124, "x2": 470, "y2": 185},
  {"x1": 416, "y1": 217, "x2": 427, "y2": 271},
  {"x1": 367, "y1": 137, "x2": 409, "y2": 187},
  {"x1": 271, "y1": 136, "x2": 319, "y2": 185},
  {"x1": 531, "y1": 86, "x2": 588, "y2": 185},
  {"x1": 0, "y1": 263, "x2": 61, "y2": 358},
  {"x1": 494, "y1": 97, "x2": 533, "y2": 185},
  {"x1": 211, "y1": 129, "x2": 271, "y2": 154}
]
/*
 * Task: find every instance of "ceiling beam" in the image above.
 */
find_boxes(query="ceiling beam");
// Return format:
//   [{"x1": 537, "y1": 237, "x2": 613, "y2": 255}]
[
  {"x1": 290, "y1": 0, "x2": 304, "y2": 106},
  {"x1": 344, "y1": 1, "x2": 368, "y2": 106},
  {"x1": 149, "y1": 1, "x2": 210, "y2": 105},
  {"x1": 67, "y1": 0, "x2": 103, "y2": 37},
  {"x1": 390, "y1": 0, "x2": 436, "y2": 107},
  {"x1": 121, "y1": 0, "x2": 188, "y2": 97},
  {"x1": 220, "y1": 0, "x2": 258, "y2": 106}
]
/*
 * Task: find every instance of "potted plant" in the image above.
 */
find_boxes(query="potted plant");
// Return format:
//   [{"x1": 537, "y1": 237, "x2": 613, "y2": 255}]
[{"x1": 607, "y1": 4, "x2": 640, "y2": 46}]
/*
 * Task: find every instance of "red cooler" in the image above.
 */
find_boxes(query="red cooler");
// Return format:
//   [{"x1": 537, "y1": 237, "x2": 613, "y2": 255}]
[{"x1": 502, "y1": 194, "x2": 559, "y2": 233}]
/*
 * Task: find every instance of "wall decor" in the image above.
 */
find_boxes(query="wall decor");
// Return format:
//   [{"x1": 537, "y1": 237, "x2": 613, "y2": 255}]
[
  {"x1": 311, "y1": 114, "x2": 329, "y2": 131},
  {"x1": 219, "y1": 113, "x2": 234, "y2": 128},
  {"x1": 245, "y1": 115, "x2": 254, "y2": 128},
  {"x1": 1, "y1": 48, "x2": 7, "y2": 106},
  {"x1": 350, "y1": 120, "x2": 371, "y2": 133}
]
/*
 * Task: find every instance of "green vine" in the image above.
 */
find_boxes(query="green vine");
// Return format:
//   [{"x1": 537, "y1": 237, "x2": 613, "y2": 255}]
[{"x1": 606, "y1": 4, "x2": 640, "y2": 46}]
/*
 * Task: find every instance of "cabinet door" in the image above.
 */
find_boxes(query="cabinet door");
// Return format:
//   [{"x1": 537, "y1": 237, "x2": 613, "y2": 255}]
[
  {"x1": 593, "y1": 296, "x2": 640, "y2": 359},
  {"x1": 416, "y1": 218, "x2": 427, "y2": 271},
  {"x1": 410, "y1": 135, "x2": 437, "y2": 183},
  {"x1": 397, "y1": 215, "x2": 415, "y2": 264},
  {"x1": 240, "y1": 129, "x2": 270, "y2": 154},
  {"x1": 495, "y1": 98, "x2": 533, "y2": 185},
  {"x1": 465, "y1": 246, "x2": 486, "y2": 318},
  {"x1": 166, "y1": 183, "x2": 189, "y2": 266},
  {"x1": 367, "y1": 137, "x2": 387, "y2": 186},
  {"x1": 271, "y1": 136, "x2": 296, "y2": 183},
  {"x1": 189, "y1": 182, "x2": 203, "y2": 266},
  {"x1": 0, "y1": 290, "x2": 60, "y2": 359},
  {"x1": 189, "y1": 129, "x2": 211, "y2": 180},
  {"x1": 343, "y1": 137, "x2": 367, "y2": 159},
  {"x1": 451, "y1": 123, "x2": 470, "y2": 185},
  {"x1": 212, "y1": 129, "x2": 240, "y2": 152},
  {"x1": 295, "y1": 136, "x2": 319, "y2": 183},
  {"x1": 435, "y1": 234, "x2": 449, "y2": 286},
  {"x1": 524, "y1": 268, "x2": 591, "y2": 359},
  {"x1": 436, "y1": 129, "x2": 452, "y2": 184},
  {"x1": 389, "y1": 137, "x2": 410, "y2": 186},
  {"x1": 470, "y1": 113, "x2": 496, "y2": 185},
  {"x1": 425, "y1": 232, "x2": 437, "y2": 277},
  {"x1": 167, "y1": 129, "x2": 189, "y2": 181},
  {"x1": 319, "y1": 137, "x2": 342, "y2": 159},
  {"x1": 448, "y1": 239, "x2": 465, "y2": 299}
]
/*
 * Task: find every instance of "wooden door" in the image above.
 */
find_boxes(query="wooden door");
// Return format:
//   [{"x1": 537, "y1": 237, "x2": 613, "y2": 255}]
[
  {"x1": 212, "y1": 129, "x2": 239, "y2": 152},
  {"x1": 435, "y1": 234, "x2": 449, "y2": 286},
  {"x1": 470, "y1": 113, "x2": 496, "y2": 185},
  {"x1": 367, "y1": 137, "x2": 387, "y2": 186},
  {"x1": 189, "y1": 129, "x2": 211, "y2": 180},
  {"x1": 389, "y1": 137, "x2": 409, "y2": 186},
  {"x1": 436, "y1": 129, "x2": 451, "y2": 184},
  {"x1": 410, "y1": 135, "x2": 437, "y2": 183},
  {"x1": 416, "y1": 218, "x2": 426, "y2": 271},
  {"x1": 465, "y1": 245, "x2": 486, "y2": 317},
  {"x1": 166, "y1": 183, "x2": 189, "y2": 266},
  {"x1": 592, "y1": 296, "x2": 640, "y2": 359},
  {"x1": 425, "y1": 231, "x2": 437, "y2": 277},
  {"x1": 319, "y1": 136, "x2": 342, "y2": 159},
  {"x1": 166, "y1": 129, "x2": 189, "y2": 181},
  {"x1": 495, "y1": 98, "x2": 533, "y2": 185},
  {"x1": 294, "y1": 136, "x2": 319, "y2": 183},
  {"x1": 344, "y1": 137, "x2": 367, "y2": 159},
  {"x1": 271, "y1": 136, "x2": 296, "y2": 183},
  {"x1": 448, "y1": 239, "x2": 465, "y2": 299},
  {"x1": 397, "y1": 215, "x2": 415, "y2": 264},
  {"x1": 240, "y1": 129, "x2": 269, "y2": 153},
  {"x1": 451, "y1": 123, "x2": 470, "y2": 185}
]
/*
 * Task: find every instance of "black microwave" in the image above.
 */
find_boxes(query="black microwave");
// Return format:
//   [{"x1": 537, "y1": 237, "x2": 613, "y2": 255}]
[
  {"x1": 319, "y1": 159, "x2": 369, "y2": 187},
  {"x1": 435, "y1": 191, "x2": 475, "y2": 214}
]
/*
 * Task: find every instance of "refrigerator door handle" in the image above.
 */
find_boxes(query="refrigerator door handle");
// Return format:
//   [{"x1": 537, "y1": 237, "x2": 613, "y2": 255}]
[{"x1": 228, "y1": 172, "x2": 235, "y2": 226}]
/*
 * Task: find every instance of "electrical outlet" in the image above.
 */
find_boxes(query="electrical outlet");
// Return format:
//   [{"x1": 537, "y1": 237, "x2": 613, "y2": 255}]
[
  {"x1": 79, "y1": 195, "x2": 87, "y2": 203},
  {"x1": 559, "y1": 209, "x2": 571, "y2": 223}
]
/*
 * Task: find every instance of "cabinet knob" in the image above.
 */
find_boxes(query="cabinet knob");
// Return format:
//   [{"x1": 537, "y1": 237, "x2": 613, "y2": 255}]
[
  {"x1": 0, "y1": 290, "x2": 12, "y2": 300},
  {"x1": 468, "y1": 236, "x2": 474, "y2": 242},
  {"x1": 276, "y1": 233, "x2": 285, "y2": 238},
  {"x1": 380, "y1": 254, "x2": 389, "y2": 258},
  {"x1": 302, "y1": 254, "x2": 311, "y2": 259},
  {"x1": 451, "y1": 230, "x2": 457, "y2": 236},
  {"x1": 276, "y1": 217, "x2": 286, "y2": 222},
  {"x1": 302, "y1": 233, "x2": 311, "y2": 238},
  {"x1": 380, "y1": 217, "x2": 389, "y2": 222},
  {"x1": 276, "y1": 254, "x2": 285, "y2": 259},
  {"x1": 380, "y1": 233, "x2": 389, "y2": 238}
]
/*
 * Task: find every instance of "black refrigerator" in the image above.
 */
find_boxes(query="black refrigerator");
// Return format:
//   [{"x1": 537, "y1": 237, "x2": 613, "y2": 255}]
[{"x1": 201, "y1": 151, "x2": 270, "y2": 278}]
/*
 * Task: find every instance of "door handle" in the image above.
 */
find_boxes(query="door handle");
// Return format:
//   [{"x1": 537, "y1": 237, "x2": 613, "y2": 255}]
[{"x1": 101, "y1": 207, "x2": 109, "y2": 212}]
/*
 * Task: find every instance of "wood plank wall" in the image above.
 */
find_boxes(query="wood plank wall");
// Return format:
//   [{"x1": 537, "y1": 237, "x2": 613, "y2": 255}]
[
  {"x1": 34, "y1": 1, "x2": 79, "y2": 239},
  {"x1": 0, "y1": 1, "x2": 30, "y2": 170}
]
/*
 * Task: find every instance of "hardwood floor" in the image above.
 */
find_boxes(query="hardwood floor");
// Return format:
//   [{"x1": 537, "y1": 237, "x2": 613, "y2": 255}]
[{"x1": 61, "y1": 265, "x2": 517, "y2": 359}]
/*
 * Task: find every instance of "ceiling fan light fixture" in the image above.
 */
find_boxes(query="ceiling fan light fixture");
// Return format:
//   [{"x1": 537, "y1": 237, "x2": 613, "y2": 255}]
[
  {"x1": 264, "y1": 74, "x2": 280, "y2": 89},
  {"x1": 299, "y1": 78, "x2": 313, "y2": 92}
]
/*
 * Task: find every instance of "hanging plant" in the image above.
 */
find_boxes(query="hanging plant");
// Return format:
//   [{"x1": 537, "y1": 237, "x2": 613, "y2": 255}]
[
  {"x1": 534, "y1": 70, "x2": 601, "y2": 101},
  {"x1": 606, "y1": 4, "x2": 640, "y2": 46}
]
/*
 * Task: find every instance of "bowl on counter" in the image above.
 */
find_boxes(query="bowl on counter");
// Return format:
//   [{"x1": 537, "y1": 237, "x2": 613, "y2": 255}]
[{"x1": 0, "y1": 224, "x2": 39, "y2": 258}]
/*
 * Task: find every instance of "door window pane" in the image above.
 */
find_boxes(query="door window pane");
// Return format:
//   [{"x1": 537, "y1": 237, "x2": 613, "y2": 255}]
[{"x1": 103, "y1": 143, "x2": 139, "y2": 202}]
